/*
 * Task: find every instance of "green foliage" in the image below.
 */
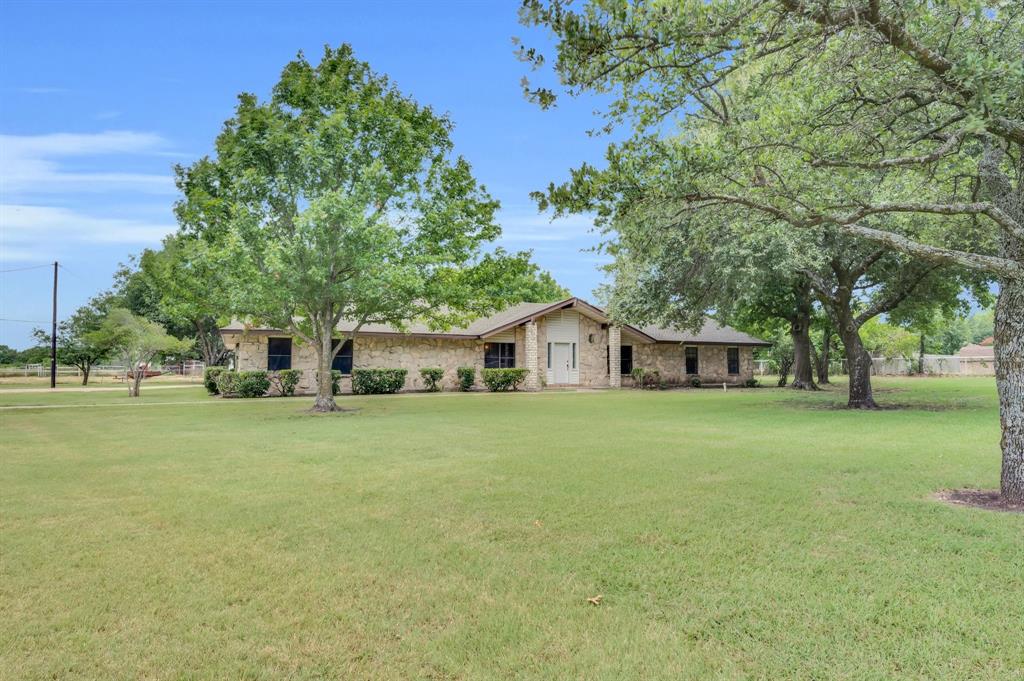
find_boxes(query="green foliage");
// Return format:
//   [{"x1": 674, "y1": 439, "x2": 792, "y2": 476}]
[
  {"x1": 12, "y1": 346, "x2": 51, "y2": 365},
  {"x1": 0, "y1": 345, "x2": 18, "y2": 365},
  {"x1": 271, "y1": 369, "x2": 303, "y2": 397},
  {"x1": 689, "y1": 376, "x2": 702, "y2": 389},
  {"x1": 88, "y1": 308, "x2": 192, "y2": 396},
  {"x1": 481, "y1": 368, "x2": 529, "y2": 392},
  {"x1": 456, "y1": 366, "x2": 476, "y2": 391},
  {"x1": 128, "y1": 235, "x2": 230, "y2": 366},
  {"x1": 419, "y1": 367, "x2": 444, "y2": 392},
  {"x1": 204, "y1": 367, "x2": 225, "y2": 395},
  {"x1": 216, "y1": 370, "x2": 271, "y2": 398},
  {"x1": 744, "y1": 378, "x2": 759, "y2": 388},
  {"x1": 352, "y1": 368, "x2": 408, "y2": 395},
  {"x1": 629, "y1": 366, "x2": 645, "y2": 389},
  {"x1": 33, "y1": 293, "x2": 118, "y2": 383},
  {"x1": 176, "y1": 45, "x2": 537, "y2": 408},
  {"x1": 861, "y1": 319, "x2": 920, "y2": 361}
]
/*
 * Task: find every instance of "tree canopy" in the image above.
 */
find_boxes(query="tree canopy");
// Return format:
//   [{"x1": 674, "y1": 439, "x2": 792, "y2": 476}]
[
  {"x1": 521, "y1": 0, "x2": 1023, "y2": 501},
  {"x1": 177, "y1": 45, "x2": 534, "y2": 410}
]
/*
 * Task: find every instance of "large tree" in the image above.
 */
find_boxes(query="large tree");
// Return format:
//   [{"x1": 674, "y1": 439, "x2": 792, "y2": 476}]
[
  {"x1": 178, "y1": 46, "x2": 531, "y2": 412},
  {"x1": 132, "y1": 235, "x2": 230, "y2": 367},
  {"x1": 33, "y1": 293, "x2": 117, "y2": 385},
  {"x1": 521, "y1": 0, "x2": 1024, "y2": 502}
]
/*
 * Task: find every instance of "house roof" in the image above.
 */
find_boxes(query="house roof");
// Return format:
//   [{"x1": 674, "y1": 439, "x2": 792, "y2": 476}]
[
  {"x1": 637, "y1": 319, "x2": 772, "y2": 346},
  {"x1": 958, "y1": 342, "x2": 996, "y2": 358},
  {"x1": 220, "y1": 297, "x2": 770, "y2": 346}
]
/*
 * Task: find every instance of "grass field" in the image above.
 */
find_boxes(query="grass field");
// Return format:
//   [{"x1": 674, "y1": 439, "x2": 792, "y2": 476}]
[{"x1": 2, "y1": 377, "x2": 1022, "y2": 679}]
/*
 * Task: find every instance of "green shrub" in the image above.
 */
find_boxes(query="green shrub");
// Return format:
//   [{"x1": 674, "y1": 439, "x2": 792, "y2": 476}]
[
  {"x1": 214, "y1": 371, "x2": 238, "y2": 397},
  {"x1": 216, "y1": 370, "x2": 271, "y2": 398},
  {"x1": 457, "y1": 366, "x2": 475, "y2": 391},
  {"x1": 316, "y1": 370, "x2": 343, "y2": 395},
  {"x1": 270, "y1": 369, "x2": 302, "y2": 396},
  {"x1": 419, "y1": 367, "x2": 444, "y2": 392},
  {"x1": 481, "y1": 367, "x2": 529, "y2": 392},
  {"x1": 690, "y1": 376, "x2": 702, "y2": 388},
  {"x1": 352, "y1": 368, "x2": 407, "y2": 395},
  {"x1": 203, "y1": 366, "x2": 225, "y2": 395},
  {"x1": 629, "y1": 366, "x2": 645, "y2": 389},
  {"x1": 237, "y1": 371, "x2": 271, "y2": 398},
  {"x1": 744, "y1": 377, "x2": 760, "y2": 388}
]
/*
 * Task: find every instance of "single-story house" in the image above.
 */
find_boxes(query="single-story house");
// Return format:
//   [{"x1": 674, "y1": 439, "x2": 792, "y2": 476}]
[{"x1": 220, "y1": 297, "x2": 770, "y2": 393}]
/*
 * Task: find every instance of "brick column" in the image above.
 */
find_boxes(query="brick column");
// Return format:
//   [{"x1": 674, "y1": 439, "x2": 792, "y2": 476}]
[
  {"x1": 608, "y1": 325, "x2": 621, "y2": 388},
  {"x1": 524, "y1": 320, "x2": 540, "y2": 391}
]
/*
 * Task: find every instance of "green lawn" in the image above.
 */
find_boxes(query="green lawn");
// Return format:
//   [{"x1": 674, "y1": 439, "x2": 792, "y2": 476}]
[{"x1": 2, "y1": 378, "x2": 1022, "y2": 679}]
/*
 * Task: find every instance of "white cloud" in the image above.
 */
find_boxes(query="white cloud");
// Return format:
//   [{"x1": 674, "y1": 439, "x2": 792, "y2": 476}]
[
  {"x1": 0, "y1": 130, "x2": 176, "y2": 194},
  {"x1": 0, "y1": 204, "x2": 174, "y2": 261},
  {"x1": 496, "y1": 208, "x2": 596, "y2": 243}
]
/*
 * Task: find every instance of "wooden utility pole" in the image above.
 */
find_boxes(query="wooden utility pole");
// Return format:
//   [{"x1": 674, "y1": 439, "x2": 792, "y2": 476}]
[{"x1": 50, "y1": 261, "x2": 58, "y2": 389}]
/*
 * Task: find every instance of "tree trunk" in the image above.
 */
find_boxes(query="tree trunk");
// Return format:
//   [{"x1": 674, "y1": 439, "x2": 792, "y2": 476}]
[
  {"x1": 312, "y1": 322, "x2": 340, "y2": 412},
  {"x1": 918, "y1": 334, "x2": 926, "y2": 375},
  {"x1": 790, "y1": 316, "x2": 817, "y2": 390},
  {"x1": 839, "y1": 322, "x2": 878, "y2": 409},
  {"x1": 128, "y1": 370, "x2": 142, "y2": 397},
  {"x1": 817, "y1": 328, "x2": 832, "y2": 384},
  {"x1": 81, "y1": 365, "x2": 90, "y2": 386},
  {"x1": 981, "y1": 144, "x2": 1024, "y2": 503},
  {"x1": 995, "y1": 277, "x2": 1024, "y2": 503},
  {"x1": 777, "y1": 354, "x2": 792, "y2": 387}
]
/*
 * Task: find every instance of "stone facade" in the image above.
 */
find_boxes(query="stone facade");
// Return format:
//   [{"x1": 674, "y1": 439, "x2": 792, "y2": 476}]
[
  {"x1": 626, "y1": 343, "x2": 754, "y2": 386},
  {"x1": 223, "y1": 332, "x2": 487, "y2": 394},
  {"x1": 224, "y1": 317, "x2": 757, "y2": 393}
]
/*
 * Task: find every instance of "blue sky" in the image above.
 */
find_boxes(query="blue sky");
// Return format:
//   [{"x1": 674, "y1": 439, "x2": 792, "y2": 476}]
[{"x1": 0, "y1": 1, "x2": 615, "y2": 349}]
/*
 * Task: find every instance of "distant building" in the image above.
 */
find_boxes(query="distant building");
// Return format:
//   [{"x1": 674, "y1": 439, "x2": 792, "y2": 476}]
[{"x1": 958, "y1": 342, "x2": 995, "y2": 359}]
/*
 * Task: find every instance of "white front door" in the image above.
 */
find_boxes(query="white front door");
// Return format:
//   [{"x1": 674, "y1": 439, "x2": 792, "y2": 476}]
[{"x1": 552, "y1": 342, "x2": 571, "y2": 383}]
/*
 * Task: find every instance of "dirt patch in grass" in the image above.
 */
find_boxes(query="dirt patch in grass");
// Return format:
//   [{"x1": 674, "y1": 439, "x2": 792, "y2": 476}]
[
  {"x1": 784, "y1": 399, "x2": 983, "y2": 412},
  {"x1": 935, "y1": 489, "x2": 1024, "y2": 514}
]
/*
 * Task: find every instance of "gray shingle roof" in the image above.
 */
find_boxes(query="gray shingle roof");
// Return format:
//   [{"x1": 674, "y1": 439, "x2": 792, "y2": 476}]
[
  {"x1": 639, "y1": 319, "x2": 771, "y2": 346},
  {"x1": 220, "y1": 297, "x2": 769, "y2": 346}
]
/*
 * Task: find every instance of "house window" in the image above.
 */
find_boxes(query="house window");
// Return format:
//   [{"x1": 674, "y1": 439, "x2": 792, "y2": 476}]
[
  {"x1": 267, "y1": 337, "x2": 292, "y2": 371},
  {"x1": 620, "y1": 345, "x2": 633, "y2": 375},
  {"x1": 685, "y1": 346, "x2": 699, "y2": 374},
  {"x1": 547, "y1": 342, "x2": 552, "y2": 369},
  {"x1": 332, "y1": 338, "x2": 354, "y2": 374},
  {"x1": 727, "y1": 347, "x2": 740, "y2": 375},
  {"x1": 484, "y1": 342, "x2": 515, "y2": 368},
  {"x1": 571, "y1": 343, "x2": 577, "y2": 369}
]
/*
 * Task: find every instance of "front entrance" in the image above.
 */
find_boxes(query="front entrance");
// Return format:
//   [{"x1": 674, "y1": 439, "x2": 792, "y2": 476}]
[{"x1": 552, "y1": 342, "x2": 572, "y2": 384}]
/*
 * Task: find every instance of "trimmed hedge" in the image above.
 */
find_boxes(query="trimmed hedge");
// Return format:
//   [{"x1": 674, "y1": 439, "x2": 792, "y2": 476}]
[
  {"x1": 352, "y1": 368, "x2": 407, "y2": 395},
  {"x1": 481, "y1": 367, "x2": 529, "y2": 392},
  {"x1": 204, "y1": 366, "x2": 226, "y2": 395},
  {"x1": 690, "y1": 376, "x2": 702, "y2": 388},
  {"x1": 216, "y1": 370, "x2": 271, "y2": 398},
  {"x1": 270, "y1": 369, "x2": 302, "y2": 396},
  {"x1": 419, "y1": 367, "x2": 444, "y2": 392},
  {"x1": 456, "y1": 366, "x2": 475, "y2": 392}
]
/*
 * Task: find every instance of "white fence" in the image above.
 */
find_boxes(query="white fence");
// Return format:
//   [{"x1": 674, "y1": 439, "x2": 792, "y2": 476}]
[
  {"x1": 0, "y1": 361, "x2": 206, "y2": 378},
  {"x1": 755, "y1": 355, "x2": 995, "y2": 377}
]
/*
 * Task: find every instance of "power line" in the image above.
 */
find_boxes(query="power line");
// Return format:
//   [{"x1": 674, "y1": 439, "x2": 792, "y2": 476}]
[
  {"x1": 0, "y1": 263, "x2": 53, "y2": 274},
  {"x1": 0, "y1": 318, "x2": 49, "y2": 324}
]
